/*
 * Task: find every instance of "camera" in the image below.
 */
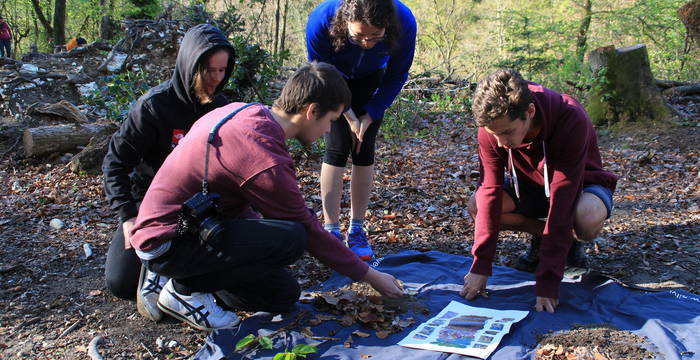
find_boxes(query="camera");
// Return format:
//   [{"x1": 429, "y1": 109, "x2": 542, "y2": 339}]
[{"x1": 178, "y1": 191, "x2": 225, "y2": 245}]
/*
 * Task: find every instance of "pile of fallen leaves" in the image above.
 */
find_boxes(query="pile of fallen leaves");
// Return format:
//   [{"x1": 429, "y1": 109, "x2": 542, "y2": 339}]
[
  {"x1": 535, "y1": 327, "x2": 656, "y2": 360},
  {"x1": 300, "y1": 282, "x2": 426, "y2": 343}
]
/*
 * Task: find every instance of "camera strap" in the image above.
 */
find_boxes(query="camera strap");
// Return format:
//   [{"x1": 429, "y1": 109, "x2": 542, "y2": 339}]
[{"x1": 202, "y1": 102, "x2": 260, "y2": 194}]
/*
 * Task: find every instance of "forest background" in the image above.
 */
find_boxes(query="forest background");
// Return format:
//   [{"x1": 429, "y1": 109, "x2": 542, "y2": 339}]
[{"x1": 4, "y1": 0, "x2": 699, "y2": 105}]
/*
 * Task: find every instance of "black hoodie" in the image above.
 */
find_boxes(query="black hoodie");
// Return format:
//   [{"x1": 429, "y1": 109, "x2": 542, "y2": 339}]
[{"x1": 102, "y1": 24, "x2": 235, "y2": 221}]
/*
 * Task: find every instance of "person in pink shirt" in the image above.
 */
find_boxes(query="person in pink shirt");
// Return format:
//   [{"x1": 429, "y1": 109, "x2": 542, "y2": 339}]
[
  {"x1": 462, "y1": 69, "x2": 617, "y2": 313},
  {"x1": 130, "y1": 62, "x2": 403, "y2": 331},
  {"x1": 0, "y1": 16, "x2": 12, "y2": 58}
]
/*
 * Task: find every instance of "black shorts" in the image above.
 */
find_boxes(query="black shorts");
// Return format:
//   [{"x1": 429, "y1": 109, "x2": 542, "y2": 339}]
[
  {"x1": 503, "y1": 177, "x2": 614, "y2": 219},
  {"x1": 323, "y1": 69, "x2": 386, "y2": 167}
]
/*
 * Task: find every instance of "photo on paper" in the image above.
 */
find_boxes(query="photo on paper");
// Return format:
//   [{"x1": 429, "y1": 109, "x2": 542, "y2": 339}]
[
  {"x1": 398, "y1": 301, "x2": 528, "y2": 359},
  {"x1": 490, "y1": 323, "x2": 504, "y2": 331},
  {"x1": 428, "y1": 319, "x2": 446, "y2": 326}
]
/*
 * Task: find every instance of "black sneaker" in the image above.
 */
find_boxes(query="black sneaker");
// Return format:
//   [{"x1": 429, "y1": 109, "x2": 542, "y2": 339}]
[
  {"x1": 566, "y1": 240, "x2": 588, "y2": 269},
  {"x1": 514, "y1": 236, "x2": 541, "y2": 273}
]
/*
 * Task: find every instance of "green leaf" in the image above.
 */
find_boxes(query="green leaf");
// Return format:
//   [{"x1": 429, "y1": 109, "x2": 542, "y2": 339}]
[
  {"x1": 259, "y1": 336, "x2": 273, "y2": 350},
  {"x1": 292, "y1": 344, "x2": 317, "y2": 356},
  {"x1": 235, "y1": 334, "x2": 256, "y2": 351},
  {"x1": 273, "y1": 353, "x2": 296, "y2": 360}
]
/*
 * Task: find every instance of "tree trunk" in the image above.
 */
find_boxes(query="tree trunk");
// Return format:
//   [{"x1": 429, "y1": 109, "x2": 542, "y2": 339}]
[
  {"x1": 273, "y1": 0, "x2": 280, "y2": 55},
  {"x1": 53, "y1": 0, "x2": 67, "y2": 46},
  {"x1": 587, "y1": 44, "x2": 670, "y2": 127},
  {"x1": 23, "y1": 123, "x2": 117, "y2": 157},
  {"x1": 280, "y1": 0, "x2": 289, "y2": 60},
  {"x1": 30, "y1": 0, "x2": 53, "y2": 36},
  {"x1": 575, "y1": 0, "x2": 593, "y2": 63},
  {"x1": 678, "y1": 0, "x2": 700, "y2": 50},
  {"x1": 100, "y1": 0, "x2": 113, "y2": 40}
]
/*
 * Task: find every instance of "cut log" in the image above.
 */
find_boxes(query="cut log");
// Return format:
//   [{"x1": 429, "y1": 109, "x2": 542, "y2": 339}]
[
  {"x1": 587, "y1": 44, "x2": 670, "y2": 126},
  {"x1": 23, "y1": 123, "x2": 117, "y2": 158},
  {"x1": 27, "y1": 100, "x2": 88, "y2": 123},
  {"x1": 678, "y1": 0, "x2": 700, "y2": 50}
]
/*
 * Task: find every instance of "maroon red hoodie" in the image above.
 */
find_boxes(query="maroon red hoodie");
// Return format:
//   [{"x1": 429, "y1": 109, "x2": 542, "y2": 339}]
[
  {"x1": 130, "y1": 102, "x2": 369, "y2": 281},
  {"x1": 471, "y1": 83, "x2": 617, "y2": 299}
]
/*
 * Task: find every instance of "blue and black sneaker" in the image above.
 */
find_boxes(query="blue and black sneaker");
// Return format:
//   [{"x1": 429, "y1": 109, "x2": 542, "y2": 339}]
[
  {"x1": 329, "y1": 229, "x2": 343, "y2": 243},
  {"x1": 347, "y1": 228, "x2": 373, "y2": 261}
]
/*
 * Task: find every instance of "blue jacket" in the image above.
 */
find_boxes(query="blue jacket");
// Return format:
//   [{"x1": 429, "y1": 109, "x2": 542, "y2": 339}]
[{"x1": 306, "y1": 0, "x2": 416, "y2": 121}]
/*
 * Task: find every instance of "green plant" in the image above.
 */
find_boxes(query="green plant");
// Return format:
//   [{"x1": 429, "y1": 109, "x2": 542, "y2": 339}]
[
  {"x1": 273, "y1": 344, "x2": 317, "y2": 360},
  {"x1": 225, "y1": 36, "x2": 288, "y2": 103},
  {"x1": 235, "y1": 334, "x2": 317, "y2": 359},
  {"x1": 82, "y1": 71, "x2": 153, "y2": 122}
]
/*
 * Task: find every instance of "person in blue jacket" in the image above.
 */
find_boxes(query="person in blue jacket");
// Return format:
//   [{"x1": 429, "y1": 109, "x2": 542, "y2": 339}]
[{"x1": 306, "y1": 0, "x2": 416, "y2": 260}]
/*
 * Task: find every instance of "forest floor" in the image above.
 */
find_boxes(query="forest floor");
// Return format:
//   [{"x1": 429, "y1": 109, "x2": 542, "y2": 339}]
[{"x1": 0, "y1": 103, "x2": 698, "y2": 359}]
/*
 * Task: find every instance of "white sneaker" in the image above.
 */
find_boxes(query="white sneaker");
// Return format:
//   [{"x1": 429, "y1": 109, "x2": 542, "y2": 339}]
[
  {"x1": 157, "y1": 279, "x2": 240, "y2": 331},
  {"x1": 136, "y1": 265, "x2": 168, "y2": 322}
]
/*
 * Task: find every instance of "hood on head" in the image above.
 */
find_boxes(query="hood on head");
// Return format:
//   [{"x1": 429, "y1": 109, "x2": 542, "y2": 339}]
[{"x1": 172, "y1": 23, "x2": 235, "y2": 105}]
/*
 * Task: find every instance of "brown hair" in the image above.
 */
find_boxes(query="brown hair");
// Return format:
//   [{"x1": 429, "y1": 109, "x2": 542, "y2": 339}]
[
  {"x1": 329, "y1": 0, "x2": 401, "y2": 53},
  {"x1": 273, "y1": 61, "x2": 351, "y2": 116},
  {"x1": 192, "y1": 47, "x2": 233, "y2": 105},
  {"x1": 472, "y1": 69, "x2": 532, "y2": 127}
]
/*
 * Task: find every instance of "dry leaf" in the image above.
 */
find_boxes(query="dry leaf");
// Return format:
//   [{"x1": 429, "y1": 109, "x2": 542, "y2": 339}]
[
  {"x1": 375, "y1": 330, "x2": 390, "y2": 339},
  {"x1": 352, "y1": 330, "x2": 371, "y2": 338}
]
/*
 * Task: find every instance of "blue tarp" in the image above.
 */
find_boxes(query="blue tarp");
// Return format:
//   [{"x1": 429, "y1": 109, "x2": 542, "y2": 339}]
[{"x1": 195, "y1": 250, "x2": 700, "y2": 359}]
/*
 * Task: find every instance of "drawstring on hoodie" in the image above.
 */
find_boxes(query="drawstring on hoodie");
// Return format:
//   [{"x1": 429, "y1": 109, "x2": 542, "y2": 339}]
[{"x1": 508, "y1": 141, "x2": 550, "y2": 200}]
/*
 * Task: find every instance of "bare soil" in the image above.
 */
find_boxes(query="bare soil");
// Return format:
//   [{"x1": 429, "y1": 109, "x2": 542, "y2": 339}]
[{"x1": 1, "y1": 107, "x2": 698, "y2": 359}]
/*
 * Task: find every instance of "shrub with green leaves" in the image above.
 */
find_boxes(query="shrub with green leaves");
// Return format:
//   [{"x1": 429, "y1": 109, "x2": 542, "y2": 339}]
[
  {"x1": 235, "y1": 334, "x2": 317, "y2": 359},
  {"x1": 82, "y1": 71, "x2": 153, "y2": 121}
]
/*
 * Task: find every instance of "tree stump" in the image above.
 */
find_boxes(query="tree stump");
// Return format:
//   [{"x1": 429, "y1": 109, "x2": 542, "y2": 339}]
[
  {"x1": 679, "y1": 0, "x2": 700, "y2": 50},
  {"x1": 23, "y1": 123, "x2": 117, "y2": 158},
  {"x1": 70, "y1": 133, "x2": 112, "y2": 174},
  {"x1": 586, "y1": 44, "x2": 670, "y2": 127}
]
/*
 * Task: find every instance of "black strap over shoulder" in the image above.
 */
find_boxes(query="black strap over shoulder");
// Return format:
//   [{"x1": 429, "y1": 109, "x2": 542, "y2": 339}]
[{"x1": 202, "y1": 102, "x2": 260, "y2": 194}]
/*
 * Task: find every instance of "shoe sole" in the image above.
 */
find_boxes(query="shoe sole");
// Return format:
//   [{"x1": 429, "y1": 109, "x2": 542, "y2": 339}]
[
  {"x1": 136, "y1": 265, "x2": 164, "y2": 322},
  {"x1": 157, "y1": 300, "x2": 239, "y2": 332},
  {"x1": 157, "y1": 300, "x2": 213, "y2": 331}
]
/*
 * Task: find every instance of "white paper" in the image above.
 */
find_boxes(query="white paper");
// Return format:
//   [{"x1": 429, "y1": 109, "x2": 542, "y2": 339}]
[{"x1": 398, "y1": 301, "x2": 528, "y2": 359}]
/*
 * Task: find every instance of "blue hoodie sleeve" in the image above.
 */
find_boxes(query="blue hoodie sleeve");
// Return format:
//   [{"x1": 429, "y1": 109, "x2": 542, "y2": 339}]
[
  {"x1": 364, "y1": 2, "x2": 416, "y2": 121},
  {"x1": 306, "y1": 0, "x2": 335, "y2": 64}
]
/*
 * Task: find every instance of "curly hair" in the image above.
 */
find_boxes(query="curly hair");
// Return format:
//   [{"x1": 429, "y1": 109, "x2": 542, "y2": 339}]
[
  {"x1": 471, "y1": 69, "x2": 533, "y2": 127},
  {"x1": 329, "y1": 0, "x2": 401, "y2": 54}
]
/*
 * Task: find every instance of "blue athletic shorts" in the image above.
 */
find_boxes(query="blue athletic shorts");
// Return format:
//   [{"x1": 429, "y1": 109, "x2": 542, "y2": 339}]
[{"x1": 503, "y1": 177, "x2": 614, "y2": 220}]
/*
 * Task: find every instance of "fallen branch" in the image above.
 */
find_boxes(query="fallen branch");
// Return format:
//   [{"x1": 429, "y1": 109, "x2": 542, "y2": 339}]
[
  {"x1": 140, "y1": 342, "x2": 155, "y2": 357},
  {"x1": 655, "y1": 79, "x2": 693, "y2": 89},
  {"x1": 52, "y1": 42, "x2": 113, "y2": 58},
  {"x1": 662, "y1": 83, "x2": 700, "y2": 96},
  {"x1": 88, "y1": 336, "x2": 106, "y2": 360},
  {"x1": 57, "y1": 319, "x2": 81, "y2": 339}
]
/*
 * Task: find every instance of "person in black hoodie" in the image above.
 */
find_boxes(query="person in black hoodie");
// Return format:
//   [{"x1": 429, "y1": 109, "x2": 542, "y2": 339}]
[{"x1": 102, "y1": 24, "x2": 235, "y2": 322}]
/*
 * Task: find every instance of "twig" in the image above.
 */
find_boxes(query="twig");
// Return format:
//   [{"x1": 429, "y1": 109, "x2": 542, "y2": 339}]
[
  {"x1": 140, "y1": 341, "x2": 155, "y2": 357},
  {"x1": 57, "y1": 319, "x2": 82, "y2": 339},
  {"x1": 88, "y1": 336, "x2": 106, "y2": 360},
  {"x1": 306, "y1": 335, "x2": 340, "y2": 340}
]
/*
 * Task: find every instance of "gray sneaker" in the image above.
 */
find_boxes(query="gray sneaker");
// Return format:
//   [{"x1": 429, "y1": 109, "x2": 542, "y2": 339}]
[
  {"x1": 157, "y1": 279, "x2": 239, "y2": 331},
  {"x1": 136, "y1": 265, "x2": 167, "y2": 322}
]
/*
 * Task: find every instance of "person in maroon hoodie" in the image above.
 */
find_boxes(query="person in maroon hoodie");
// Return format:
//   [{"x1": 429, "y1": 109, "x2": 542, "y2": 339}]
[
  {"x1": 461, "y1": 69, "x2": 617, "y2": 312},
  {"x1": 129, "y1": 62, "x2": 403, "y2": 331}
]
